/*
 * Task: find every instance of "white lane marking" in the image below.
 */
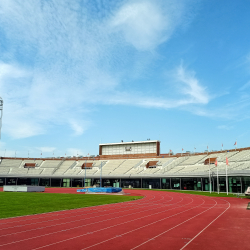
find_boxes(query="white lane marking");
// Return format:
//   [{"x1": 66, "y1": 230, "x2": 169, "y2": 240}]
[
  {"x1": 80, "y1": 197, "x2": 207, "y2": 250},
  {"x1": 0, "y1": 193, "x2": 185, "y2": 247},
  {"x1": 0, "y1": 189, "x2": 161, "y2": 224},
  {"x1": 31, "y1": 195, "x2": 199, "y2": 250},
  {"x1": 0, "y1": 193, "x2": 160, "y2": 229},
  {"x1": 130, "y1": 197, "x2": 218, "y2": 250},
  {"x1": 0, "y1": 192, "x2": 170, "y2": 233},
  {"x1": 179, "y1": 198, "x2": 231, "y2": 250},
  {"x1": 0, "y1": 192, "x2": 151, "y2": 225},
  {"x1": 0, "y1": 193, "x2": 174, "y2": 237},
  {"x1": 0, "y1": 190, "x2": 165, "y2": 227}
]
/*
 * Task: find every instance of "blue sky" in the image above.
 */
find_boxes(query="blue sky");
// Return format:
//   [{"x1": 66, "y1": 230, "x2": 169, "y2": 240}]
[{"x1": 0, "y1": 0, "x2": 250, "y2": 157}]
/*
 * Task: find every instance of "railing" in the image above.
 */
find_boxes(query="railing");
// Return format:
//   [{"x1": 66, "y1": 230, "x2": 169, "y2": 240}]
[
  {"x1": 161, "y1": 158, "x2": 175, "y2": 168},
  {"x1": 164, "y1": 157, "x2": 188, "y2": 172},
  {"x1": 133, "y1": 160, "x2": 144, "y2": 169},
  {"x1": 69, "y1": 161, "x2": 78, "y2": 169},
  {"x1": 52, "y1": 159, "x2": 65, "y2": 175}
]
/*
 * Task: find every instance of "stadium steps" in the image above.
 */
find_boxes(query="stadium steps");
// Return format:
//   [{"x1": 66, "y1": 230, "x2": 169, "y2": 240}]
[
  {"x1": 27, "y1": 168, "x2": 43, "y2": 175},
  {"x1": 9, "y1": 167, "x2": 28, "y2": 175},
  {"x1": 109, "y1": 159, "x2": 137, "y2": 175},
  {"x1": 117, "y1": 159, "x2": 144, "y2": 175},
  {"x1": 162, "y1": 157, "x2": 188, "y2": 173},
  {"x1": 0, "y1": 159, "x2": 23, "y2": 168},
  {"x1": 40, "y1": 168, "x2": 56, "y2": 176},
  {"x1": 79, "y1": 167, "x2": 99, "y2": 176},
  {"x1": 95, "y1": 159, "x2": 125, "y2": 176},
  {"x1": 53, "y1": 160, "x2": 78, "y2": 176},
  {"x1": 64, "y1": 167, "x2": 82, "y2": 176},
  {"x1": 180, "y1": 155, "x2": 208, "y2": 166},
  {"x1": 0, "y1": 167, "x2": 11, "y2": 175}
]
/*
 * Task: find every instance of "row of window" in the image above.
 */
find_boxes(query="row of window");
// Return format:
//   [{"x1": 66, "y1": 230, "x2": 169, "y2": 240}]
[{"x1": 0, "y1": 176, "x2": 249, "y2": 193}]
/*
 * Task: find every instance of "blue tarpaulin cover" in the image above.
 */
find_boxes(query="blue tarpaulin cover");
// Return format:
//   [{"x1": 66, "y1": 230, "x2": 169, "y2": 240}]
[{"x1": 77, "y1": 187, "x2": 122, "y2": 193}]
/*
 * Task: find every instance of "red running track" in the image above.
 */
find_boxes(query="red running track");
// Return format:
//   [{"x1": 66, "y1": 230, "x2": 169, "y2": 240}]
[{"x1": 0, "y1": 189, "x2": 249, "y2": 250}]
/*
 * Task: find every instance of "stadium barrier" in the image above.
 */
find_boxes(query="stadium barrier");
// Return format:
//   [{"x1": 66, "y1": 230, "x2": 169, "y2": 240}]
[{"x1": 77, "y1": 187, "x2": 122, "y2": 193}]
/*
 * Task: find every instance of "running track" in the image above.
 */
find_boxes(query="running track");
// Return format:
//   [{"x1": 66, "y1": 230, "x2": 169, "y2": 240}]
[{"x1": 0, "y1": 188, "x2": 249, "y2": 250}]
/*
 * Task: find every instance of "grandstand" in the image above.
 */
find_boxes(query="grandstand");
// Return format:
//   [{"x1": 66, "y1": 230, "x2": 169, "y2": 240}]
[{"x1": 0, "y1": 140, "x2": 250, "y2": 193}]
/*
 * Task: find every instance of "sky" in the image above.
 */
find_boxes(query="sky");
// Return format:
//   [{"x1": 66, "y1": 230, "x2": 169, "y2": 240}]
[{"x1": 0, "y1": 0, "x2": 250, "y2": 158}]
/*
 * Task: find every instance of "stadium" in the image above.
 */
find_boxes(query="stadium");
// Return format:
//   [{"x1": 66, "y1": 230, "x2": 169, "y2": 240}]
[
  {"x1": 1, "y1": 1, "x2": 250, "y2": 249},
  {"x1": 1, "y1": 140, "x2": 250, "y2": 193},
  {"x1": 1, "y1": 141, "x2": 250, "y2": 250}
]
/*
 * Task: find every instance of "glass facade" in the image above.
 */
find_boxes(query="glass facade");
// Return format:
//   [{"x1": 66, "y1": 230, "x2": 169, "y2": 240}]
[
  {"x1": 98, "y1": 179, "x2": 120, "y2": 188},
  {"x1": 40, "y1": 178, "x2": 50, "y2": 187},
  {"x1": 121, "y1": 179, "x2": 141, "y2": 188},
  {"x1": 84, "y1": 178, "x2": 91, "y2": 187},
  {"x1": 51, "y1": 178, "x2": 61, "y2": 187},
  {"x1": 203, "y1": 178, "x2": 213, "y2": 191},
  {"x1": 0, "y1": 176, "x2": 249, "y2": 192},
  {"x1": 92, "y1": 178, "x2": 101, "y2": 187},
  {"x1": 242, "y1": 177, "x2": 250, "y2": 192},
  {"x1": 181, "y1": 178, "x2": 202, "y2": 191},
  {"x1": 31, "y1": 178, "x2": 39, "y2": 186},
  {"x1": 171, "y1": 178, "x2": 180, "y2": 189},
  {"x1": 161, "y1": 178, "x2": 170, "y2": 189},
  {"x1": 218, "y1": 177, "x2": 226, "y2": 192},
  {"x1": 62, "y1": 178, "x2": 71, "y2": 187},
  {"x1": 0, "y1": 177, "x2": 5, "y2": 186},
  {"x1": 17, "y1": 178, "x2": 30, "y2": 185},
  {"x1": 6, "y1": 178, "x2": 17, "y2": 185},
  {"x1": 229, "y1": 177, "x2": 241, "y2": 193},
  {"x1": 142, "y1": 179, "x2": 160, "y2": 189},
  {"x1": 71, "y1": 179, "x2": 82, "y2": 187}
]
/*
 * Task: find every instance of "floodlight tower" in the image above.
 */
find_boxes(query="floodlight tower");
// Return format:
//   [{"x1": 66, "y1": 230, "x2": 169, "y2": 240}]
[{"x1": 0, "y1": 97, "x2": 3, "y2": 139}]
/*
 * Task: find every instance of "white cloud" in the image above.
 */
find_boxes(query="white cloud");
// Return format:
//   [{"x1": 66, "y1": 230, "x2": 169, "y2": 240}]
[
  {"x1": 36, "y1": 147, "x2": 56, "y2": 153},
  {"x1": 69, "y1": 120, "x2": 88, "y2": 136},
  {"x1": 0, "y1": 142, "x2": 16, "y2": 157},
  {"x1": 109, "y1": 0, "x2": 184, "y2": 51},
  {"x1": 0, "y1": 63, "x2": 28, "y2": 81},
  {"x1": 175, "y1": 64, "x2": 210, "y2": 104},
  {"x1": 0, "y1": 0, "x2": 198, "y2": 140},
  {"x1": 66, "y1": 148, "x2": 84, "y2": 157}
]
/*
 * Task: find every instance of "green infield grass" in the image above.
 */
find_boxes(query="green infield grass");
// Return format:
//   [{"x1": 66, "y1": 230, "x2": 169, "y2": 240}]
[
  {"x1": 0, "y1": 192, "x2": 142, "y2": 219},
  {"x1": 131, "y1": 188, "x2": 245, "y2": 198}
]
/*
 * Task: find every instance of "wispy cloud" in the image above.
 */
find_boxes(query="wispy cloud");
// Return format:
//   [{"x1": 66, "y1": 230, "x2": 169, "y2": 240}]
[
  {"x1": 187, "y1": 95, "x2": 250, "y2": 121},
  {"x1": 66, "y1": 148, "x2": 84, "y2": 157},
  {"x1": 175, "y1": 63, "x2": 210, "y2": 104},
  {"x1": 36, "y1": 147, "x2": 56, "y2": 153},
  {"x1": 0, "y1": 0, "x2": 198, "y2": 139},
  {"x1": 69, "y1": 119, "x2": 90, "y2": 136},
  {"x1": 109, "y1": 0, "x2": 186, "y2": 51}
]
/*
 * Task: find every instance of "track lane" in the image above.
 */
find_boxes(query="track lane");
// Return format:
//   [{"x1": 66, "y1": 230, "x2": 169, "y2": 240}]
[
  {"x1": 0, "y1": 193, "x2": 177, "y2": 237},
  {"x1": 0, "y1": 191, "x2": 151, "y2": 225},
  {"x1": 0, "y1": 191, "x2": 171, "y2": 234},
  {"x1": 129, "y1": 198, "x2": 229, "y2": 250},
  {"x1": 0, "y1": 192, "x2": 193, "y2": 250},
  {"x1": 1, "y1": 189, "x2": 248, "y2": 250},
  {"x1": 1, "y1": 192, "x2": 186, "y2": 247},
  {"x1": 31, "y1": 195, "x2": 197, "y2": 250},
  {"x1": 183, "y1": 197, "x2": 250, "y2": 250}
]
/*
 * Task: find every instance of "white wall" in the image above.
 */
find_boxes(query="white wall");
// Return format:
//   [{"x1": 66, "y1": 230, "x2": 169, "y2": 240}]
[{"x1": 102, "y1": 142, "x2": 157, "y2": 155}]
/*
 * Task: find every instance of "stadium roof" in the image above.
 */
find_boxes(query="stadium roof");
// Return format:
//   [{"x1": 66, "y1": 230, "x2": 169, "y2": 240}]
[{"x1": 99, "y1": 140, "x2": 160, "y2": 146}]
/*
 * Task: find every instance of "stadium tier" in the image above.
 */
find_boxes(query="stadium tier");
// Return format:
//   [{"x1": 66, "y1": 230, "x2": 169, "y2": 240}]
[{"x1": 0, "y1": 140, "x2": 250, "y2": 193}]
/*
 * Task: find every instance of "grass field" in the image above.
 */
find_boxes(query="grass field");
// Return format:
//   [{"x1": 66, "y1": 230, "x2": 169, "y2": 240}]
[
  {"x1": 137, "y1": 188, "x2": 246, "y2": 198},
  {"x1": 0, "y1": 192, "x2": 142, "y2": 219}
]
